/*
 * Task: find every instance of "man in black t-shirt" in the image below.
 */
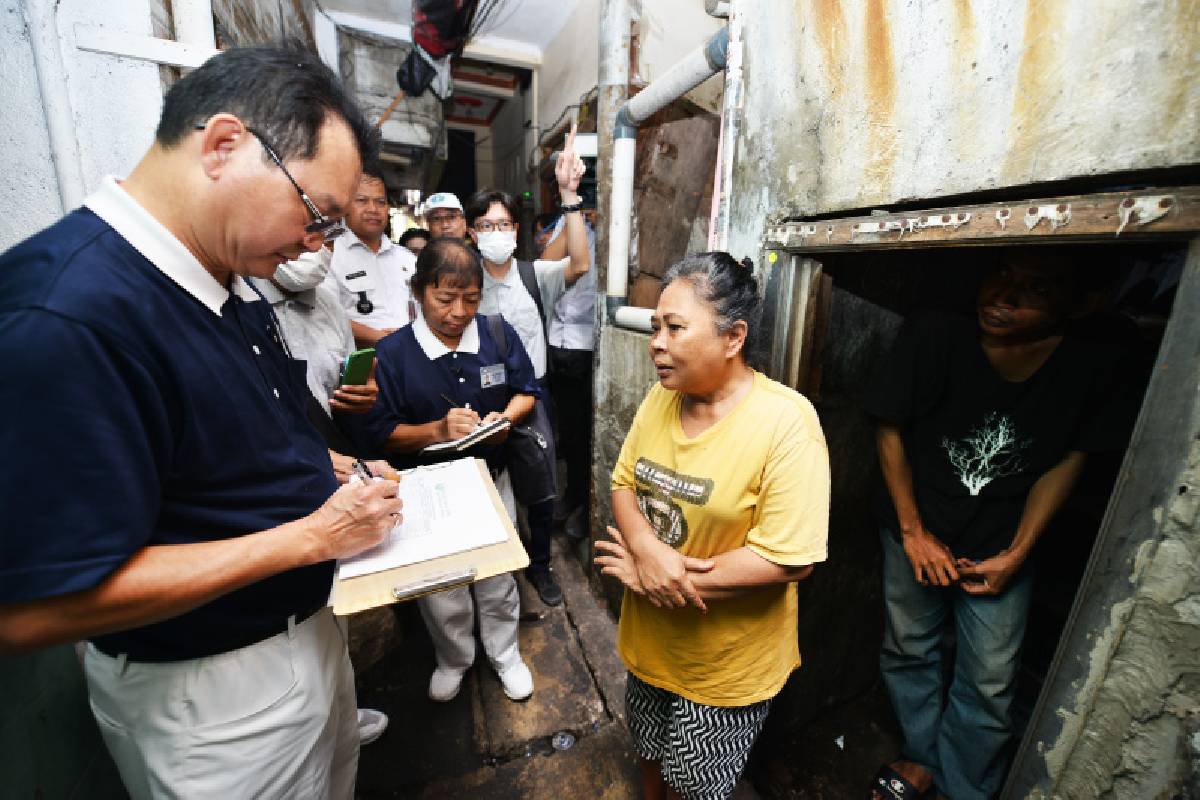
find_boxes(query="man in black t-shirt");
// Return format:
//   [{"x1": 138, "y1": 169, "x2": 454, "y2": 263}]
[{"x1": 864, "y1": 250, "x2": 1134, "y2": 800}]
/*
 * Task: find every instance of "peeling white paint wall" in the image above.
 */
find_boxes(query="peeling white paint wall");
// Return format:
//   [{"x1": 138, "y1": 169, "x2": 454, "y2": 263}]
[
  {"x1": 1, "y1": 0, "x2": 164, "y2": 251},
  {"x1": 725, "y1": 0, "x2": 1200, "y2": 262},
  {"x1": 539, "y1": 0, "x2": 725, "y2": 137},
  {"x1": 1, "y1": 1, "x2": 60, "y2": 248},
  {"x1": 538, "y1": 0, "x2": 600, "y2": 128}
]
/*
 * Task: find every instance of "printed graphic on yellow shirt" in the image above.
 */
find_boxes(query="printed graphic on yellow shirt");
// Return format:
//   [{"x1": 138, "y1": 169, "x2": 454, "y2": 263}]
[{"x1": 633, "y1": 457, "x2": 713, "y2": 548}]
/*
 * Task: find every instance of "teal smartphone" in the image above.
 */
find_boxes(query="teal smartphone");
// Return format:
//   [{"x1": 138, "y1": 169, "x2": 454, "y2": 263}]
[{"x1": 340, "y1": 348, "x2": 376, "y2": 385}]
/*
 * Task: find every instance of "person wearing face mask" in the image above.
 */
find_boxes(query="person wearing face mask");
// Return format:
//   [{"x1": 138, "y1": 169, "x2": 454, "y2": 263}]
[
  {"x1": 464, "y1": 125, "x2": 590, "y2": 608},
  {"x1": 0, "y1": 45, "x2": 402, "y2": 799},
  {"x1": 248, "y1": 248, "x2": 394, "y2": 748},
  {"x1": 324, "y1": 170, "x2": 418, "y2": 349}
]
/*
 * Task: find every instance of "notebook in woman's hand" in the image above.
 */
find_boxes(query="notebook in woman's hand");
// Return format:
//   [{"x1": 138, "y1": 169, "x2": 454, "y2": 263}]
[{"x1": 422, "y1": 417, "x2": 511, "y2": 453}]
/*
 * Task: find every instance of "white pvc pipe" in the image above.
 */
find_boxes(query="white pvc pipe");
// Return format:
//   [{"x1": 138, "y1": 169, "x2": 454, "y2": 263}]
[
  {"x1": 712, "y1": 9, "x2": 743, "y2": 252},
  {"x1": 606, "y1": 136, "x2": 637, "y2": 300},
  {"x1": 314, "y1": 9, "x2": 340, "y2": 71},
  {"x1": 173, "y1": 0, "x2": 215, "y2": 50},
  {"x1": 614, "y1": 304, "x2": 653, "y2": 333},
  {"x1": 624, "y1": 39, "x2": 721, "y2": 126},
  {"x1": 22, "y1": 0, "x2": 86, "y2": 213}
]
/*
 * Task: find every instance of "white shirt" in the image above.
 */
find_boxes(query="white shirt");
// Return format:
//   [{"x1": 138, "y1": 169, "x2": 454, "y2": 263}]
[
  {"x1": 411, "y1": 314, "x2": 480, "y2": 359},
  {"x1": 248, "y1": 278, "x2": 356, "y2": 415},
  {"x1": 547, "y1": 223, "x2": 597, "y2": 351},
  {"x1": 478, "y1": 258, "x2": 569, "y2": 379},
  {"x1": 324, "y1": 228, "x2": 417, "y2": 330}
]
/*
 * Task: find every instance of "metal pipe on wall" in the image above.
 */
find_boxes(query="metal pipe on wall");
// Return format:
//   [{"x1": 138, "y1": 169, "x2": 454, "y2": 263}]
[
  {"x1": 606, "y1": 25, "x2": 729, "y2": 325},
  {"x1": 22, "y1": 0, "x2": 87, "y2": 214},
  {"x1": 711, "y1": 4, "x2": 743, "y2": 252},
  {"x1": 596, "y1": 0, "x2": 632, "y2": 325}
]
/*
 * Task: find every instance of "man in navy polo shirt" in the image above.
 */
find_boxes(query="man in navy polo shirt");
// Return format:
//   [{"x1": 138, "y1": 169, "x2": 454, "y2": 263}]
[{"x1": 0, "y1": 45, "x2": 401, "y2": 798}]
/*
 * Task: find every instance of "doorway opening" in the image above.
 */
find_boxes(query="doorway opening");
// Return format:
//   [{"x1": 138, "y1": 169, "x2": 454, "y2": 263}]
[{"x1": 746, "y1": 186, "x2": 1197, "y2": 797}]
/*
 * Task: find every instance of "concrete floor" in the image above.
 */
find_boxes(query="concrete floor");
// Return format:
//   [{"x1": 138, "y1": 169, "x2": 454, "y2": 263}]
[
  {"x1": 350, "y1": 519, "x2": 911, "y2": 799},
  {"x1": 353, "y1": 536, "x2": 764, "y2": 799}
]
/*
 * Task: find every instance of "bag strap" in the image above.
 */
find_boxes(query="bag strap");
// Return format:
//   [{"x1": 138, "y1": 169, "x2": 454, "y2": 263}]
[
  {"x1": 515, "y1": 259, "x2": 547, "y2": 325},
  {"x1": 486, "y1": 313, "x2": 508, "y2": 359}
]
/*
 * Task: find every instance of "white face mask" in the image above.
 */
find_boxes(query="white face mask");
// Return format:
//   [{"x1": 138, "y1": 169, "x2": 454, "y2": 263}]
[
  {"x1": 476, "y1": 230, "x2": 517, "y2": 265},
  {"x1": 274, "y1": 250, "x2": 331, "y2": 292}
]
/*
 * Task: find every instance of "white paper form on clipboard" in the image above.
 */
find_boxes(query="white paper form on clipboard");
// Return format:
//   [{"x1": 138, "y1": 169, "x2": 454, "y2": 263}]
[{"x1": 337, "y1": 457, "x2": 508, "y2": 580}]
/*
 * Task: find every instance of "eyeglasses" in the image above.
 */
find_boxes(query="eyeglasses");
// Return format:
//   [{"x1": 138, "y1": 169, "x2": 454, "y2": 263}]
[
  {"x1": 194, "y1": 123, "x2": 345, "y2": 241},
  {"x1": 473, "y1": 220, "x2": 515, "y2": 233}
]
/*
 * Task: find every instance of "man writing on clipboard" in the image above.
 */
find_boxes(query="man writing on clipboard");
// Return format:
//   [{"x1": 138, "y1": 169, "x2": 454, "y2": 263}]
[{"x1": 0, "y1": 46, "x2": 400, "y2": 798}]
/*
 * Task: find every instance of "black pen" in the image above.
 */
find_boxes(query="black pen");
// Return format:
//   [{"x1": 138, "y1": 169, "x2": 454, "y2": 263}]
[
  {"x1": 351, "y1": 458, "x2": 374, "y2": 482},
  {"x1": 440, "y1": 392, "x2": 459, "y2": 408}
]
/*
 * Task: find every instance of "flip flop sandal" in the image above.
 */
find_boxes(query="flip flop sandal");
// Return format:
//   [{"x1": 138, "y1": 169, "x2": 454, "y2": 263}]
[{"x1": 868, "y1": 764, "x2": 928, "y2": 800}]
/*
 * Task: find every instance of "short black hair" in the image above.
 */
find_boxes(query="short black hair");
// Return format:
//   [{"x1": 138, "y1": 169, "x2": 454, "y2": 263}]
[
  {"x1": 663, "y1": 252, "x2": 762, "y2": 361},
  {"x1": 156, "y1": 42, "x2": 380, "y2": 166},
  {"x1": 359, "y1": 168, "x2": 387, "y2": 187},
  {"x1": 399, "y1": 228, "x2": 431, "y2": 247},
  {"x1": 412, "y1": 237, "x2": 484, "y2": 295},
  {"x1": 465, "y1": 189, "x2": 519, "y2": 227}
]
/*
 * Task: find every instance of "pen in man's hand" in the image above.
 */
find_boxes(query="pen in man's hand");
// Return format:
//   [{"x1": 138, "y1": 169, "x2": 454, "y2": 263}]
[
  {"x1": 351, "y1": 458, "x2": 375, "y2": 483},
  {"x1": 440, "y1": 393, "x2": 459, "y2": 408}
]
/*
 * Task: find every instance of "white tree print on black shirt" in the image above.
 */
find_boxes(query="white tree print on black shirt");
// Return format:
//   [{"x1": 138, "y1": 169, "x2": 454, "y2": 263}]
[{"x1": 941, "y1": 412, "x2": 1032, "y2": 496}]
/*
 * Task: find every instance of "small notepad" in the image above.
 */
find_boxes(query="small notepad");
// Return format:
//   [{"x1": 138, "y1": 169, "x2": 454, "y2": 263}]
[{"x1": 421, "y1": 417, "x2": 511, "y2": 453}]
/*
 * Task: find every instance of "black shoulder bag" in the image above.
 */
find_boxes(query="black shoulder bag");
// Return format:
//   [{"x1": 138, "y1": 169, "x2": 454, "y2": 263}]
[{"x1": 486, "y1": 314, "x2": 558, "y2": 505}]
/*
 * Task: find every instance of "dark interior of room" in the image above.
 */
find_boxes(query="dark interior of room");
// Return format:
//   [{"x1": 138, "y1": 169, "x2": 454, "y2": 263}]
[{"x1": 746, "y1": 241, "x2": 1186, "y2": 797}]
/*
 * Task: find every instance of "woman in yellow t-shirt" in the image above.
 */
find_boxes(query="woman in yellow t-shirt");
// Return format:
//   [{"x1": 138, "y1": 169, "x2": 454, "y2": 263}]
[{"x1": 596, "y1": 252, "x2": 830, "y2": 800}]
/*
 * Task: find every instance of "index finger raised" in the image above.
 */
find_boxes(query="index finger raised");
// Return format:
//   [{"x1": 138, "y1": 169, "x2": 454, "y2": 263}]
[{"x1": 564, "y1": 121, "x2": 577, "y2": 153}]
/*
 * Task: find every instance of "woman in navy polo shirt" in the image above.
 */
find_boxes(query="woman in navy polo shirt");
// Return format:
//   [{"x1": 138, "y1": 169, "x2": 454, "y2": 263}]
[{"x1": 364, "y1": 237, "x2": 537, "y2": 703}]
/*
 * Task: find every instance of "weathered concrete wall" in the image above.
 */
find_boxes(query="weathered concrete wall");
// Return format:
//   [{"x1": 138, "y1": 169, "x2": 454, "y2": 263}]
[
  {"x1": 1, "y1": 646, "x2": 125, "y2": 797},
  {"x1": 211, "y1": 0, "x2": 314, "y2": 47},
  {"x1": 724, "y1": 0, "x2": 1200, "y2": 263},
  {"x1": 627, "y1": 102, "x2": 721, "y2": 308},
  {"x1": 0, "y1": 0, "x2": 164, "y2": 252},
  {"x1": 538, "y1": 0, "x2": 725, "y2": 132},
  {"x1": 589, "y1": 326, "x2": 659, "y2": 610},
  {"x1": 492, "y1": 83, "x2": 532, "y2": 197},
  {"x1": 0, "y1": 0, "x2": 61, "y2": 250},
  {"x1": 1007, "y1": 246, "x2": 1200, "y2": 799}
]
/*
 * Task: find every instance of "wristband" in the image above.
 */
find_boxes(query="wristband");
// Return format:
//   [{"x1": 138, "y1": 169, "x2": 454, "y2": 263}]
[{"x1": 560, "y1": 200, "x2": 584, "y2": 214}]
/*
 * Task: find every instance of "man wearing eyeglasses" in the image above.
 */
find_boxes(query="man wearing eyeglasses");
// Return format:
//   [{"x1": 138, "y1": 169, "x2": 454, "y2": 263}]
[
  {"x1": 0, "y1": 45, "x2": 400, "y2": 799},
  {"x1": 325, "y1": 170, "x2": 419, "y2": 349},
  {"x1": 464, "y1": 125, "x2": 591, "y2": 608},
  {"x1": 425, "y1": 191, "x2": 471, "y2": 242}
]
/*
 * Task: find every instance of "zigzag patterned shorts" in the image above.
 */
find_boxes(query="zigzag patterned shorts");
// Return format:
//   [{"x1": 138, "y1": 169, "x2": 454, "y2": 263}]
[{"x1": 625, "y1": 672, "x2": 772, "y2": 800}]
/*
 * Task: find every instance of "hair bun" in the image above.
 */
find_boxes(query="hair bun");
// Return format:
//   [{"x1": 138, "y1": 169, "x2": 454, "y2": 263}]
[{"x1": 739, "y1": 257, "x2": 754, "y2": 271}]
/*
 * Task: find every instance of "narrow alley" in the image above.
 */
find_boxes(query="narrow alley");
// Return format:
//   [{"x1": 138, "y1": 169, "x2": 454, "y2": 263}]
[
  {"x1": 2, "y1": 1, "x2": 1198, "y2": 799},
  {"x1": 352, "y1": 536, "x2": 767, "y2": 799}
]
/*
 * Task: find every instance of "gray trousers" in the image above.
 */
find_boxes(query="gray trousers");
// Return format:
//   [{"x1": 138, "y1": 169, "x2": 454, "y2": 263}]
[{"x1": 417, "y1": 470, "x2": 522, "y2": 671}]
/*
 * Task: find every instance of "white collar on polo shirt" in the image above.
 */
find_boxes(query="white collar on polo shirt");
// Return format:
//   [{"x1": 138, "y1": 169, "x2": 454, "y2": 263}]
[
  {"x1": 412, "y1": 314, "x2": 480, "y2": 359},
  {"x1": 84, "y1": 176, "x2": 259, "y2": 315},
  {"x1": 339, "y1": 226, "x2": 396, "y2": 255}
]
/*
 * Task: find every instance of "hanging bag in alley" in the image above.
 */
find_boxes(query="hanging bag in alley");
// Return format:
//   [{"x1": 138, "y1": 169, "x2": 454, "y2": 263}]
[{"x1": 486, "y1": 314, "x2": 558, "y2": 505}]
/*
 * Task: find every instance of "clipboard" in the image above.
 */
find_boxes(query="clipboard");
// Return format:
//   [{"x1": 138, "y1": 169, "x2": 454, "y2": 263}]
[{"x1": 331, "y1": 458, "x2": 529, "y2": 615}]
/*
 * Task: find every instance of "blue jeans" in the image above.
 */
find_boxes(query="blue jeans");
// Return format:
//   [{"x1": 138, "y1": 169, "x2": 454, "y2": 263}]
[{"x1": 879, "y1": 529, "x2": 1032, "y2": 800}]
